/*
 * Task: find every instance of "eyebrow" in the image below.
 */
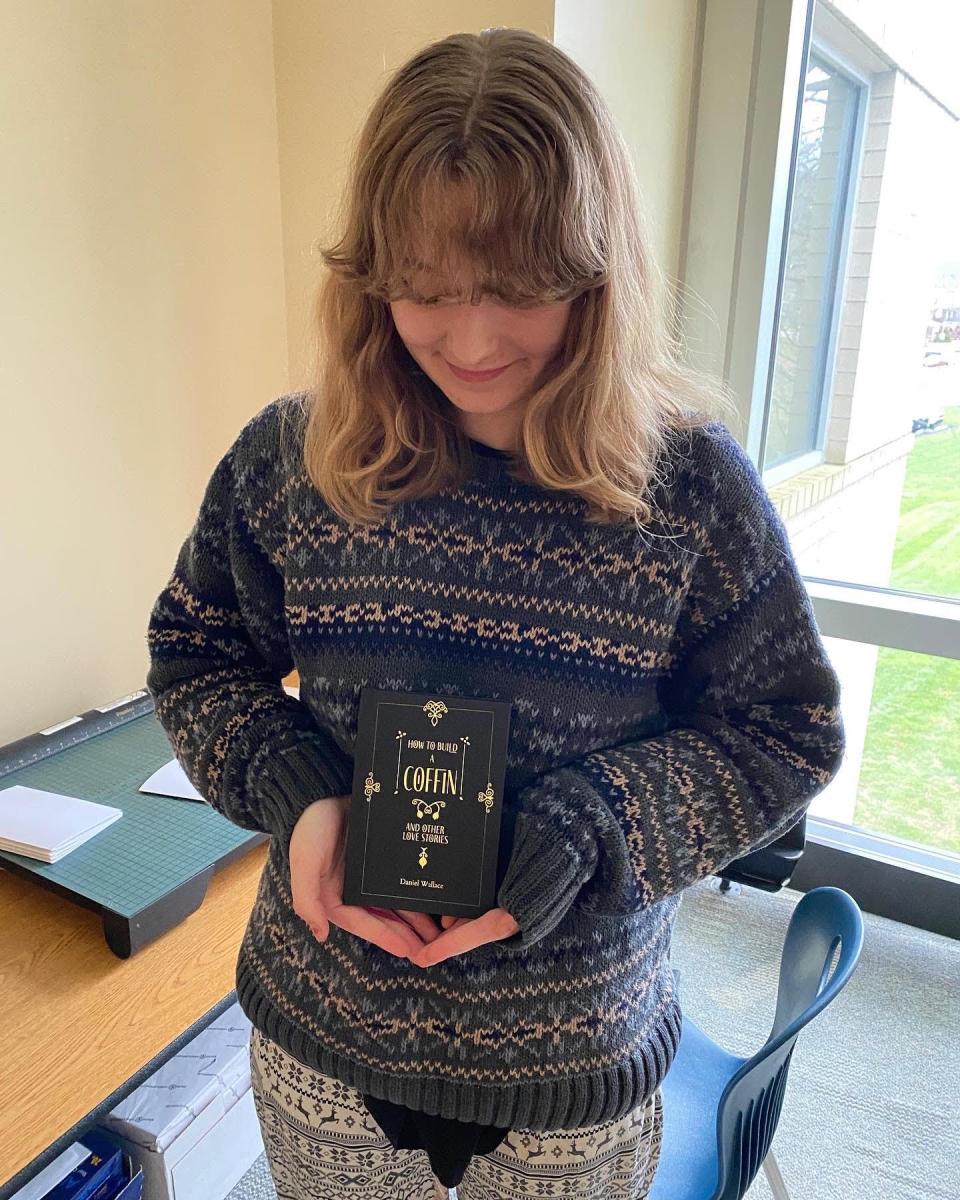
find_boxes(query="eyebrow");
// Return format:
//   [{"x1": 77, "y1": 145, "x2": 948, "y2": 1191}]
[
  {"x1": 407, "y1": 264, "x2": 497, "y2": 287},
  {"x1": 407, "y1": 258, "x2": 481, "y2": 276}
]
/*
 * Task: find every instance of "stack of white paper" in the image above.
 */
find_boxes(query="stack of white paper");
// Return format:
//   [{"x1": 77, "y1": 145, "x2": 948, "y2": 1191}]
[{"x1": 0, "y1": 785, "x2": 123, "y2": 863}]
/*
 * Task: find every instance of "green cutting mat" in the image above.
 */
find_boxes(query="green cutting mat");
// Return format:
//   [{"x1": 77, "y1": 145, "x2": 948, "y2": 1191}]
[{"x1": 0, "y1": 712, "x2": 254, "y2": 917}]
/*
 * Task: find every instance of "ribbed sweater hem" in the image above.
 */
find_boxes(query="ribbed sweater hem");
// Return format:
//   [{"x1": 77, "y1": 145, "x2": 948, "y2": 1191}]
[{"x1": 236, "y1": 951, "x2": 683, "y2": 1131}]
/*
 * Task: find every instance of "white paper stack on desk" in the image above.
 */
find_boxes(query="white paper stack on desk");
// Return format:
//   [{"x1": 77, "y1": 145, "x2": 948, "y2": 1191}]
[{"x1": 0, "y1": 784, "x2": 122, "y2": 863}]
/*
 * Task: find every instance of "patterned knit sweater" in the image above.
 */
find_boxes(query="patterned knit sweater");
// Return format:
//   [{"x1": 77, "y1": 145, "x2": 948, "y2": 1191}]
[{"x1": 145, "y1": 390, "x2": 844, "y2": 1131}]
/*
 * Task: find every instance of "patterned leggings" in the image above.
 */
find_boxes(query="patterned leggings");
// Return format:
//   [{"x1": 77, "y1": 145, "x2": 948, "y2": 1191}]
[{"x1": 249, "y1": 1024, "x2": 663, "y2": 1200}]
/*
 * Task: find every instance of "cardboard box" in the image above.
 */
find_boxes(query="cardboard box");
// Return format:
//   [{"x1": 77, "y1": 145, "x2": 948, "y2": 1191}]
[{"x1": 98, "y1": 1002, "x2": 262, "y2": 1200}]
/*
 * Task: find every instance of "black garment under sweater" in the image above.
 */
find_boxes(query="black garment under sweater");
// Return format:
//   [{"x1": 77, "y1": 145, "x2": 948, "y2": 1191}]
[{"x1": 361, "y1": 1092, "x2": 509, "y2": 1187}]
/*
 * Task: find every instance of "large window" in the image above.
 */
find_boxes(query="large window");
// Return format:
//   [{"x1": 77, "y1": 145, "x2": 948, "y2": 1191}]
[
  {"x1": 762, "y1": 8, "x2": 960, "y2": 923},
  {"x1": 683, "y1": 0, "x2": 960, "y2": 933}
]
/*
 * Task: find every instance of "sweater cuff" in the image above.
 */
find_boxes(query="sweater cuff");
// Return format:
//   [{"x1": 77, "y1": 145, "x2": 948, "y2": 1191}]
[
  {"x1": 495, "y1": 810, "x2": 595, "y2": 951},
  {"x1": 248, "y1": 734, "x2": 354, "y2": 858}
]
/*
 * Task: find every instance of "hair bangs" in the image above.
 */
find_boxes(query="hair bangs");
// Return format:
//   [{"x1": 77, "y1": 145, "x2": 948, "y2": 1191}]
[{"x1": 362, "y1": 165, "x2": 607, "y2": 309}]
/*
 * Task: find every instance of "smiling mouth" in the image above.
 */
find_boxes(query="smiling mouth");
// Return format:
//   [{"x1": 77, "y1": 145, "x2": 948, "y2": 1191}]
[{"x1": 445, "y1": 359, "x2": 514, "y2": 380}]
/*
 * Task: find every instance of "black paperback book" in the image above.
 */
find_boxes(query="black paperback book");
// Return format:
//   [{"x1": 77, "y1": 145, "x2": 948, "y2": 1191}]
[{"x1": 342, "y1": 686, "x2": 512, "y2": 918}]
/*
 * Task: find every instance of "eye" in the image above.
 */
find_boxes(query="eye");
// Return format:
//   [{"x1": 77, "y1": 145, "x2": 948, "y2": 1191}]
[
  {"x1": 407, "y1": 289, "x2": 545, "y2": 309},
  {"x1": 404, "y1": 290, "x2": 449, "y2": 306},
  {"x1": 489, "y1": 289, "x2": 550, "y2": 310}
]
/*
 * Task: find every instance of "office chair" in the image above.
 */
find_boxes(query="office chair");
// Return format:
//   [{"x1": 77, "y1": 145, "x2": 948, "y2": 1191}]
[{"x1": 648, "y1": 886, "x2": 865, "y2": 1200}]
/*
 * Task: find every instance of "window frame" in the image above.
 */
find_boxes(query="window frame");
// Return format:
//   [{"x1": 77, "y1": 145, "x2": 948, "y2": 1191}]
[{"x1": 760, "y1": 44, "x2": 870, "y2": 478}]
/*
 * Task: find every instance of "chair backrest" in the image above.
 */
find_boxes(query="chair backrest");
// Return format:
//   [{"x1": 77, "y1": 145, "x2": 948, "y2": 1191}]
[{"x1": 713, "y1": 886, "x2": 864, "y2": 1200}]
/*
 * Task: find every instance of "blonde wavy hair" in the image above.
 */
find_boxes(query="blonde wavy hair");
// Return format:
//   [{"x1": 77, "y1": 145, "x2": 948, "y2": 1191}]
[{"x1": 300, "y1": 26, "x2": 736, "y2": 529}]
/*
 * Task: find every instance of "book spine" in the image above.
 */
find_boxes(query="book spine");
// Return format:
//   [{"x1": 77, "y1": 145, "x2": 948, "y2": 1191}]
[
  {"x1": 43, "y1": 1136, "x2": 123, "y2": 1200},
  {"x1": 76, "y1": 1162, "x2": 125, "y2": 1200}
]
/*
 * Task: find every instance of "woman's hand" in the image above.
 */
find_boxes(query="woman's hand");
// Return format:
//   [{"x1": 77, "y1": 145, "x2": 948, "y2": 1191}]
[
  {"x1": 407, "y1": 908, "x2": 521, "y2": 967},
  {"x1": 288, "y1": 795, "x2": 443, "y2": 959}
]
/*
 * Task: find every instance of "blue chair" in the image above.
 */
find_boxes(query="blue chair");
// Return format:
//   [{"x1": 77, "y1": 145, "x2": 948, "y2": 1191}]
[{"x1": 649, "y1": 886, "x2": 864, "y2": 1200}]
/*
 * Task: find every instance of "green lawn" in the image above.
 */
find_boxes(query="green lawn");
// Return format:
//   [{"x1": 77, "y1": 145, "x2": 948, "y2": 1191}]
[
  {"x1": 852, "y1": 405, "x2": 960, "y2": 855},
  {"x1": 886, "y1": 404, "x2": 960, "y2": 597}
]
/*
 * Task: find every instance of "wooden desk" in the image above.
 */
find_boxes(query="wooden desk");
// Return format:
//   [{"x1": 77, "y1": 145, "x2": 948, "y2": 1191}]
[
  {"x1": 0, "y1": 672, "x2": 305, "y2": 1190},
  {"x1": 0, "y1": 839, "x2": 268, "y2": 1186}
]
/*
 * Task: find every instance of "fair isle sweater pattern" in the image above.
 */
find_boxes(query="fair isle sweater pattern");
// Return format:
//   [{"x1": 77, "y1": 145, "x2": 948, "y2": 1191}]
[{"x1": 145, "y1": 392, "x2": 844, "y2": 1130}]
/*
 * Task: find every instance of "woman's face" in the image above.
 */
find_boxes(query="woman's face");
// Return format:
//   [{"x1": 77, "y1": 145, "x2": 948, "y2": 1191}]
[{"x1": 388, "y1": 263, "x2": 573, "y2": 440}]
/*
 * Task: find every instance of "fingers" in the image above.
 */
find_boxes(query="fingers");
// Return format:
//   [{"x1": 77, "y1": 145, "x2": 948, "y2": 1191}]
[
  {"x1": 393, "y1": 909, "x2": 443, "y2": 943},
  {"x1": 363, "y1": 906, "x2": 442, "y2": 944},
  {"x1": 309, "y1": 902, "x2": 427, "y2": 957},
  {"x1": 330, "y1": 903, "x2": 427, "y2": 958},
  {"x1": 298, "y1": 901, "x2": 332, "y2": 944},
  {"x1": 409, "y1": 909, "x2": 518, "y2": 967},
  {"x1": 308, "y1": 904, "x2": 517, "y2": 965},
  {"x1": 313, "y1": 845, "x2": 424, "y2": 958}
]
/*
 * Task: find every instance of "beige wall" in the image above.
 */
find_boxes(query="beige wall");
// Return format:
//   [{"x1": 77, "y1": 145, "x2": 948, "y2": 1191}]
[
  {"x1": 554, "y1": 0, "x2": 701, "y2": 294},
  {"x1": 1, "y1": 0, "x2": 699, "y2": 746},
  {"x1": 2, "y1": 1, "x2": 288, "y2": 744}
]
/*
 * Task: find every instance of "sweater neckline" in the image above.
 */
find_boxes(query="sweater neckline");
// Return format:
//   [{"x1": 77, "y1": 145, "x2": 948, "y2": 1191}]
[
  {"x1": 467, "y1": 436, "x2": 512, "y2": 459},
  {"x1": 465, "y1": 436, "x2": 515, "y2": 484}
]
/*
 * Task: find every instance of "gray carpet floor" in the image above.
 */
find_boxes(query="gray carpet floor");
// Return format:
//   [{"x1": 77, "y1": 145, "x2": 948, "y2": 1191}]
[{"x1": 229, "y1": 880, "x2": 959, "y2": 1199}]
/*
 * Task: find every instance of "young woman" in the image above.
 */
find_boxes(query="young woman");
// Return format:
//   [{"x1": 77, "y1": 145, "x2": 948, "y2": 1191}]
[{"x1": 146, "y1": 27, "x2": 845, "y2": 1200}]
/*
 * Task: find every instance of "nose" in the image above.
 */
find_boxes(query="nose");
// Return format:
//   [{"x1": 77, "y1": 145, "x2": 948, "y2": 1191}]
[{"x1": 445, "y1": 304, "x2": 511, "y2": 369}]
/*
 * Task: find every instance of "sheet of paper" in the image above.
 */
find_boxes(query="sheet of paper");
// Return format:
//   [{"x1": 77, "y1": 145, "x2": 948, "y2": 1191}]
[{"x1": 139, "y1": 759, "x2": 205, "y2": 802}]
